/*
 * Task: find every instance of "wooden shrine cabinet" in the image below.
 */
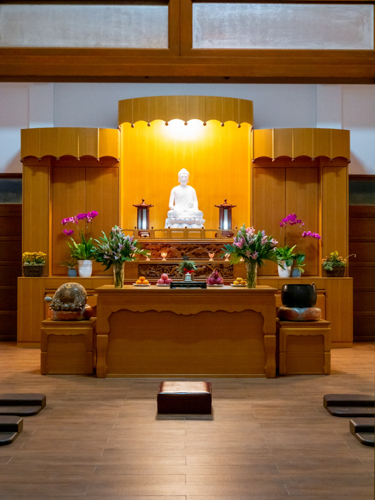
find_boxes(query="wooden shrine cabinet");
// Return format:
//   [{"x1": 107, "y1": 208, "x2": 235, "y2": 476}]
[{"x1": 18, "y1": 98, "x2": 353, "y2": 352}]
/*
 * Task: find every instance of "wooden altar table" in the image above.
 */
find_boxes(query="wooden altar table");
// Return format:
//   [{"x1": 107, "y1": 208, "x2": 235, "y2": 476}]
[{"x1": 95, "y1": 285, "x2": 277, "y2": 378}]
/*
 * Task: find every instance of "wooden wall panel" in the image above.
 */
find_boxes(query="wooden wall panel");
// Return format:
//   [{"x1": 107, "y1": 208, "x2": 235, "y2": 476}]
[
  {"x1": 349, "y1": 216, "x2": 375, "y2": 237},
  {"x1": 321, "y1": 165, "x2": 348, "y2": 263},
  {"x1": 349, "y1": 242, "x2": 375, "y2": 262},
  {"x1": 121, "y1": 121, "x2": 251, "y2": 231},
  {"x1": 349, "y1": 205, "x2": 375, "y2": 341},
  {"x1": 0, "y1": 312, "x2": 17, "y2": 340},
  {"x1": 353, "y1": 291, "x2": 375, "y2": 312},
  {"x1": 0, "y1": 239, "x2": 21, "y2": 262},
  {"x1": 285, "y1": 167, "x2": 319, "y2": 275},
  {"x1": 51, "y1": 167, "x2": 85, "y2": 275},
  {"x1": 0, "y1": 204, "x2": 22, "y2": 340},
  {"x1": 86, "y1": 166, "x2": 119, "y2": 275},
  {"x1": 252, "y1": 167, "x2": 285, "y2": 276},
  {"x1": 17, "y1": 277, "x2": 46, "y2": 344},
  {"x1": 325, "y1": 278, "x2": 353, "y2": 346},
  {"x1": 349, "y1": 265, "x2": 375, "y2": 289},
  {"x1": 0, "y1": 264, "x2": 22, "y2": 286},
  {"x1": 23, "y1": 161, "x2": 50, "y2": 272}
]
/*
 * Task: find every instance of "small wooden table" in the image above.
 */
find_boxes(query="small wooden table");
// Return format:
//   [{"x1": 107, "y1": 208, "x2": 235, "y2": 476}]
[
  {"x1": 41, "y1": 318, "x2": 96, "y2": 375},
  {"x1": 277, "y1": 319, "x2": 331, "y2": 375},
  {"x1": 95, "y1": 285, "x2": 277, "y2": 378}
]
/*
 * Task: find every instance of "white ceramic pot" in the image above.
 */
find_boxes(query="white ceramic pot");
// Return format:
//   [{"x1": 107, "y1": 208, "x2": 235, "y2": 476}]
[
  {"x1": 278, "y1": 260, "x2": 292, "y2": 278},
  {"x1": 77, "y1": 260, "x2": 93, "y2": 278}
]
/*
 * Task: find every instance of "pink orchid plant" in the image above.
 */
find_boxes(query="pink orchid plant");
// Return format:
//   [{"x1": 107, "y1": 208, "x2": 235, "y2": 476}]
[
  {"x1": 61, "y1": 211, "x2": 98, "y2": 260},
  {"x1": 279, "y1": 213, "x2": 321, "y2": 240},
  {"x1": 277, "y1": 213, "x2": 321, "y2": 272}
]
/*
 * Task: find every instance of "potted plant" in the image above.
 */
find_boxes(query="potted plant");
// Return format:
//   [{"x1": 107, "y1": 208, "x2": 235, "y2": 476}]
[
  {"x1": 292, "y1": 251, "x2": 306, "y2": 277},
  {"x1": 60, "y1": 258, "x2": 78, "y2": 277},
  {"x1": 222, "y1": 225, "x2": 278, "y2": 288},
  {"x1": 61, "y1": 211, "x2": 98, "y2": 277},
  {"x1": 95, "y1": 225, "x2": 150, "y2": 288},
  {"x1": 322, "y1": 251, "x2": 356, "y2": 277},
  {"x1": 178, "y1": 256, "x2": 197, "y2": 282},
  {"x1": 22, "y1": 251, "x2": 47, "y2": 277},
  {"x1": 278, "y1": 213, "x2": 321, "y2": 276},
  {"x1": 275, "y1": 245, "x2": 296, "y2": 278}
]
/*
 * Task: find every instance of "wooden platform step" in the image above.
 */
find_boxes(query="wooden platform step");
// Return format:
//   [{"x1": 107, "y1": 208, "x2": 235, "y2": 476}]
[
  {"x1": 0, "y1": 393, "x2": 46, "y2": 416},
  {"x1": 323, "y1": 394, "x2": 375, "y2": 417},
  {"x1": 0, "y1": 416, "x2": 23, "y2": 446},
  {"x1": 349, "y1": 418, "x2": 375, "y2": 447}
]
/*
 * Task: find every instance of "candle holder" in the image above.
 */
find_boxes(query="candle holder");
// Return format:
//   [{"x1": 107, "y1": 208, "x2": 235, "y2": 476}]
[
  {"x1": 225, "y1": 253, "x2": 230, "y2": 262},
  {"x1": 161, "y1": 252, "x2": 167, "y2": 261},
  {"x1": 208, "y1": 252, "x2": 215, "y2": 262}
]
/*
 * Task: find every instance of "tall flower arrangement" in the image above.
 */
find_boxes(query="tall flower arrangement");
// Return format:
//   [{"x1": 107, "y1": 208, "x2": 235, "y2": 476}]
[
  {"x1": 61, "y1": 211, "x2": 98, "y2": 260},
  {"x1": 223, "y1": 225, "x2": 278, "y2": 288},
  {"x1": 95, "y1": 226, "x2": 150, "y2": 287}
]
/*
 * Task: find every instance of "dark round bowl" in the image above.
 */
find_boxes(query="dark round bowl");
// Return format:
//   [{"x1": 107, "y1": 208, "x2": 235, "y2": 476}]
[{"x1": 281, "y1": 283, "x2": 317, "y2": 308}]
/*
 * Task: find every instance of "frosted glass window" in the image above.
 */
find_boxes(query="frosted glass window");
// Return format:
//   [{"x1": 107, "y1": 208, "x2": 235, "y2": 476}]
[
  {"x1": 193, "y1": 3, "x2": 374, "y2": 50},
  {"x1": 0, "y1": 4, "x2": 168, "y2": 48}
]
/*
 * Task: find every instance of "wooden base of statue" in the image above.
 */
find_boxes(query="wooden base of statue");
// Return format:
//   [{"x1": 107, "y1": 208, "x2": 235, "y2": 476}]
[
  {"x1": 277, "y1": 319, "x2": 331, "y2": 375},
  {"x1": 41, "y1": 318, "x2": 96, "y2": 375},
  {"x1": 95, "y1": 285, "x2": 277, "y2": 378}
]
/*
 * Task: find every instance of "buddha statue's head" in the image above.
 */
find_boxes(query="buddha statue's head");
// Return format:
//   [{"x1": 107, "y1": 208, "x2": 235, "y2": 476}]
[{"x1": 178, "y1": 168, "x2": 189, "y2": 186}]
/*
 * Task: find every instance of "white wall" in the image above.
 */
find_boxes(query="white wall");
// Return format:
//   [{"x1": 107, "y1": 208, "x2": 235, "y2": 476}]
[
  {"x1": 0, "y1": 82, "x2": 53, "y2": 173},
  {"x1": 0, "y1": 82, "x2": 374, "y2": 174},
  {"x1": 53, "y1": 83, "x2": 317, "y2": 130}
]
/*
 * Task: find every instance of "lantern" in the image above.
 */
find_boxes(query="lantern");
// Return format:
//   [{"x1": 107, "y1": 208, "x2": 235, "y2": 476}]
[
  {"x1": 133, "y1": 199, "x2": 153, "y2": 236},
  {"x1": 215, "y1": 199, "x2": 236, "y2": 237}
]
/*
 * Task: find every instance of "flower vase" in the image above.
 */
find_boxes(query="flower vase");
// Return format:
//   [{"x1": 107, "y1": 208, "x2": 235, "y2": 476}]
[
  {"x1": 184, "y1": 272, "x2": 193, "y2": 282},
  {"x1": 292, "y1": 268, "x2": 301, "y2": 278},
  {"x1": 245, "y1": 261, "x2": 257, "y2": 288},
  {"x1": 77, "y1": 260, "x2": 93, "y2": 278},
  {"x1": 113, "y1": 262, "x2": 125, "y2": 288},
  {"x1": 278, "y1": 260, "x2": 292, "y2": 278}
]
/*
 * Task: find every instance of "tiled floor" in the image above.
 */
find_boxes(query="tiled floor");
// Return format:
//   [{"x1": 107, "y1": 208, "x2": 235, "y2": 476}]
[{"x1": 0, "y1": 341, "x2": 374, "y2": 499}]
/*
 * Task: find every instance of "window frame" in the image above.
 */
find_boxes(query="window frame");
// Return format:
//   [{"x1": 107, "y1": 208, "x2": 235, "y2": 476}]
[{"x1": 0, "y1": 0, "x2": 373, "y2": 83}]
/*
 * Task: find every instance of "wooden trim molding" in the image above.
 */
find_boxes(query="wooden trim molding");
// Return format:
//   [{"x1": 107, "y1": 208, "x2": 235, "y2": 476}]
[
  {"x1": 252, "y1": 128, "x2": 350, "y2": 161},
  {"x1": 21, "y1": 128, "x2": 120, "y2": 161},
  {"x1": 0, "y1": 173, "x2": 22, "y2": 179},
  {"x1": 118, "y1": 96, "x2": 253, "y2": 125}
]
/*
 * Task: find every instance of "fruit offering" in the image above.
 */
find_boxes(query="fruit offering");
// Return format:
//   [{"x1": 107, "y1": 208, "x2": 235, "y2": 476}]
[
  {"x1": 207, "y1": 269, "x2": 224, "y2": 286},
  {"x1": 135, "y1": 276, "x2": 149, "y2": 285},
  {"x1": 157, "y1": 273, "x2": 172, "y2": 285},
  {"x1": 232, "y1": 277, "x2": 247, "y2": 286}
]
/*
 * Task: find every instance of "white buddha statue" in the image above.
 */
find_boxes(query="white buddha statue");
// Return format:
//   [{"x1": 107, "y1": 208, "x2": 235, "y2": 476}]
[{"x1": 165, "y1": 169, "x2": 205, "y2": 228}]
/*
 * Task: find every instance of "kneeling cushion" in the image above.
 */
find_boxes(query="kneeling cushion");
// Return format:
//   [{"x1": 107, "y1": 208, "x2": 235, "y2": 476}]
[
  {"x1": 0, "y1": 416, "x2": 23, "y2": 446},
  {"x1": 324, "y1": 394, "x2": 374, "y2": 417},
  {"x1": 158, "y1": 381, "x2": 212, "y2": 414},
  {"x1": 0, "y1": 393, "x2": 46, "y2": 416}
]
